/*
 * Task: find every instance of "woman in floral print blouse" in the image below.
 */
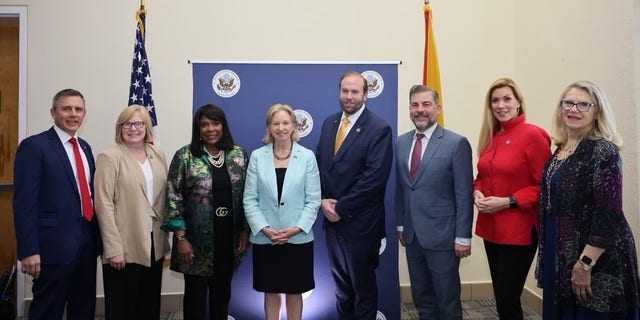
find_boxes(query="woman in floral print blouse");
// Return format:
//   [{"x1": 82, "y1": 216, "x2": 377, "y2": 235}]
[
  {"x1": 162, "y1": 104, "x2": 249, "y2": 320},
  {"x1": 537, "y1": 81, "x2": 640, "y2": 319}
]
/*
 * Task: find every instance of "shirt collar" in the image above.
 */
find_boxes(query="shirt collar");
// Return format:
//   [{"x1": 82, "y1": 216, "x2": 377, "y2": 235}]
[
  {"x1": 498, "y1": 114, "x2": 525, "y2": 132},
  {"x1": 53, "y1": 125, "x2": 76, "y2": 143},
  {"x1": 341, "y1": 104, "x2": 366, "y2": 123},
  {"x1": 415, "y1": 123, "x2": 437, "y2": 140}
]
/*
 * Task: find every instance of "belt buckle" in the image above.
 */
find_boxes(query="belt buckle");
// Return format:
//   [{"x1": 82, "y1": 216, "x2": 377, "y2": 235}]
[{"x1": 215, "y1": 207, "x2": 228, "y2": 217}]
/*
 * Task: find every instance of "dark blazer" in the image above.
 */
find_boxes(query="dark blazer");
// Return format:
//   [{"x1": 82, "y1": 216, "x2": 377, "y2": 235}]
[
  {"x1": 315, "y1": 107, "x2": 393, "y2": 240},
  {"x1": 395, "y1": 126, "x2": 473, "y2": 249},
  {"x1": 13, "y1": 127, "x2": 101, "y2": 264}
]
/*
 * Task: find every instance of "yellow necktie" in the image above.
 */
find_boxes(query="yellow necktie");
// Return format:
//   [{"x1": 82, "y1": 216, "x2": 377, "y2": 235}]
[{"x1": 334, "y1": 118, "x2": 350, "y2": 154}]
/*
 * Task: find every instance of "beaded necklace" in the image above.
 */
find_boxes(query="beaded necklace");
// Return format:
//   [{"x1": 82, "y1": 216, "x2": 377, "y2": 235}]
[
  {"x1": 556, "y1": 141, "x2": 579, "y2": 159},
  {"x1": 544, "y1": 140, "x2": 581, "y2": 212},
  {"x1": 544, "y1": 154, "x2": 566, "y2": 212},
  {"x1": 273, "y1": 144, "x2": 292, "y2": 161}
]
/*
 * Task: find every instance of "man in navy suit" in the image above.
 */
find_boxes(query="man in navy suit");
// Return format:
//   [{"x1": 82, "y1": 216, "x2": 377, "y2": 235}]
[
  {"x1": 13, "y1": 89, "x2": 101, "y2": 319},
  {"x1": 315, "y1": 71, "x2": 393, "y2": 319},
  {"x1": 395, "y1": 85, "x2": 473, "y2": 319}
]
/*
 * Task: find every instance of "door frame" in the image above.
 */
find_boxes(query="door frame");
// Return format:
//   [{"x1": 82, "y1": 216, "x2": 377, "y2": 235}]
[{"x1": 1, "y1": 5, "x2": 27, "y2": 318}]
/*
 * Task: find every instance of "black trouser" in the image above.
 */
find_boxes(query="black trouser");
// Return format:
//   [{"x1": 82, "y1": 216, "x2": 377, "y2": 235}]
[
  {"x1": 484, "y1": 228, "x2": 538, "y2": 320},
  {"x1": 102, "y1": 242, "x2": 163, "y2": 320},
  {"x1": 182, "y1": 260, "x2": 233, "y2": 320}
]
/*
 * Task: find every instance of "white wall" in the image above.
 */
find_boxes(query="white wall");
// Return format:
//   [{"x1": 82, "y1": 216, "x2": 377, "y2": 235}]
[
  {"x1": 514, "y1": 0, "x2": 639, "y2": 295},
  {"x1": 1, "y1": 0, "x2": 637, "y2": 301}
]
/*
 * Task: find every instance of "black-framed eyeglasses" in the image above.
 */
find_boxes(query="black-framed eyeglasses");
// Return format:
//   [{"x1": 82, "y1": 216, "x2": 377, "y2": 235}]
[
  {"x1": 561, "y1": 100, "x2": 594, "y2": 112},
  {"x1": 121, "y1": 121, "x2": 145, "y2": 129}
]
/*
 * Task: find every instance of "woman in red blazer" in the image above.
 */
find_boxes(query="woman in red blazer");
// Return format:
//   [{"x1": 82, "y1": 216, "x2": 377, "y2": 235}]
[{"x1": 473, "y1": 78, "x2": 551, "y2": 320}]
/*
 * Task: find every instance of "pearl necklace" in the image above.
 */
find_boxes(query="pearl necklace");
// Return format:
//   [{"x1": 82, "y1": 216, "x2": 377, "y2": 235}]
[
  {"x1": 208, "y1": 150, "x2": 225, "y2": 168},
  {"x1": 273, "y1": 144, "x2": 292, "y2": 161}
]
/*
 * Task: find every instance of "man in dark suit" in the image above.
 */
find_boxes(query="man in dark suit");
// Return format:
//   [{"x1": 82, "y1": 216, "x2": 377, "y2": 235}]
[
  {"x1": 13, "y1": 89, "x2": 101, "y2": 319},
  {"x1": 315, "y1": 71, "x2": 393, "y2": 319},
  {"x1": 395, "y1": 85, "x2": 473, "y2": 320}
]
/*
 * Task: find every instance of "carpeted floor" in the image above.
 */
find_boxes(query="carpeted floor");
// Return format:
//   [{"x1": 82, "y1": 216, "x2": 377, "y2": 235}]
[
  {"x1": 402, "y1": 300, "x2": 542, "y2": 320},
  {"x1": 89, "y1": 299, "x2": 542, "y2": 319}
]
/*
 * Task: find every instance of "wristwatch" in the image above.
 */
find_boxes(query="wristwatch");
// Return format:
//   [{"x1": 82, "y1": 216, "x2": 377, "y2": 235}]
[
  {"x1": 508, "y1": 195, "x2": 517, "y2": 208},
  {"x1": 579, "y1": 254, "x2": 595, "y2": 271}
]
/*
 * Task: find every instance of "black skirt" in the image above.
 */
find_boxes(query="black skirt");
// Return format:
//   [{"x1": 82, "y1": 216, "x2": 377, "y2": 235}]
[{"x1": 252, "y1": 241, "x2": 315, "y2": 294}]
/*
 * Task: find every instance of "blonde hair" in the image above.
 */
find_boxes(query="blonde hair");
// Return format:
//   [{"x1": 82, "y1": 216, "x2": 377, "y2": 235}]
[
  {"x1": 262, "y1": 103, "x2": 300, "y2": 143},
  {"x1": 477, "y1": 78, "x2": 526, "y2": 155},
  {"x1": 551, "y1": 81, "x2": 622, "y2": 149},
  {"x1": 115, "y1": 105, "x2": 153, "y2": 144}
]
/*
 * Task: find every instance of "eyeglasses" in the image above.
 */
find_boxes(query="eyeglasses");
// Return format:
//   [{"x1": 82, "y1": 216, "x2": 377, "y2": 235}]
[
  {"x1": 121, "y1": 121, "x2": 145, "y2": 129},
  {"x1": 561, "y1": 100, "x2": 594, "y2": 112}
]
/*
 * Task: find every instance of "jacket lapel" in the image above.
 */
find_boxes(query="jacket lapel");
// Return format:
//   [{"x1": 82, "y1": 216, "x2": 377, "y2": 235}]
[
  {"x1": 281, "y1": 143, "x2": 303, "y2": 199},
  {"x1": 48, "y1": 128, "x2": 80, "y2": 197},
  {"x1": 119, "y1": 144, "x2": 149, "y2": 203},
  {"x1": 263, "y1": 145, "x2": 280, "y2": 202},
  {"x1": 399, "y1": 133, "x2": 413, "y2": 183},
  {"x1": 414, "y1": 126, "x2": 443, "y2": 183},
  {"x1": 328, "y1": 115, "x2": 341, "y2": 158},
  {"x1": 334, "y1": 109, "x2": 368, "y2": 160}
]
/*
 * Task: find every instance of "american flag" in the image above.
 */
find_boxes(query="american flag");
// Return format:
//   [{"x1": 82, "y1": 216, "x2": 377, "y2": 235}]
[{"x1": 128, "y1": 7, "x2": 157, "y2": 126}]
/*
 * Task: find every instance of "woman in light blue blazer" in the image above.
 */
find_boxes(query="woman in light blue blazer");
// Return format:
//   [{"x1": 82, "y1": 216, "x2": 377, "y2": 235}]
[{"x1": 244, "y1": 103, "x2": 321, "y2": 320}]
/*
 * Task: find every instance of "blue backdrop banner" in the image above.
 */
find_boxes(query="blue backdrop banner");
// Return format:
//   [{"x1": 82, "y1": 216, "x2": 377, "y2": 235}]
[{"x1": 191, "y1": 61, "x2": 399, "y2": 320}]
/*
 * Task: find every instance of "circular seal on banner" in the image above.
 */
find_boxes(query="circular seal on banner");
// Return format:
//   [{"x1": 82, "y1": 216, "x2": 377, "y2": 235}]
[
  {"x1": 294, "y1": 109, "x2": 314, "y2": 138},
  {"x1": 379, "y1": 237, "x2": 387, "y2": 255},
  {"x1": 361, "y1": 70, "x2": 384, "y2": 98},
  {"x1": 212, "y1": 69, "x2": 241, "y2": 98},
  {"x1": 227, "y1": 316, "x2": 235, "y2": 320},
  {"x1": 376, "y1": 311, "x2": 387, "y2": 320}
]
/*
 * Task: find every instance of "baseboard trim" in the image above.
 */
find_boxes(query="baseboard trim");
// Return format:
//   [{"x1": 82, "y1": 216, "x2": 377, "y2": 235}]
[{"x1": 400, "y1": 282, "x2": 542, "y2": 315}]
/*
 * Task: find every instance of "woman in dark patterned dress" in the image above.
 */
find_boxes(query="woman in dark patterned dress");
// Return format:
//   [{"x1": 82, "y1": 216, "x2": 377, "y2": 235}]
[
  {"x1": 537, "y1": 81, "x2": 640, "y2": 319},
  {"x1": 162, "y1": 104, "x2": 249, "y2": 320}
]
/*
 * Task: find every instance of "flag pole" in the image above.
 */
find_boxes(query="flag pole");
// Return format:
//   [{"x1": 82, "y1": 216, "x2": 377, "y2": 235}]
[
  {"x1": 136, "y1": 3, "x2": 146, "y2": 39},
  {"x1": 423, "y1": 0, "x2": 444, "y2": 126},
  {"x1": 129, "y1": 0, "x2": 158, "y2": 130}
]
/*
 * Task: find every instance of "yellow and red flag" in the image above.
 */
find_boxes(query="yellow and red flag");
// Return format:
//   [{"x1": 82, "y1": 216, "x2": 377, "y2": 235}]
[{"x1": 423, "y1": 4, "x2": 444, "y2": 126}]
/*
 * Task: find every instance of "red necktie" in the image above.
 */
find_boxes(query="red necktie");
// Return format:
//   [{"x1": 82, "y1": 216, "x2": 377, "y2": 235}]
[
  {"x1": 69, "y1": 137, "x2": 93, "y2": 222},
  {"x1": 410, "y1": 133, "x2": 425, "y2": 181}
]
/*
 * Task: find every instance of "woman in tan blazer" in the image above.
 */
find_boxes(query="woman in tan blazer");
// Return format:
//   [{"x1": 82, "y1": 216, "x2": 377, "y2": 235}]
[{"x1": 94, "y1": 105, "x2": 170, "y2": 320}]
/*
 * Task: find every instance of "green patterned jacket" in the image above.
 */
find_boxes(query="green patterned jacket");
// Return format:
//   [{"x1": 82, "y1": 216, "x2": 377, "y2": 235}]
[{"x1": 162, "y1": 144, "x2": 248, "y2": 276}]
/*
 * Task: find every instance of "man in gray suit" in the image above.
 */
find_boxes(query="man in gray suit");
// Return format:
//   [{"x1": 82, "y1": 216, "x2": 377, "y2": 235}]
[{"x1": 395, "y1": 85, "x2": 473, "y2": 320}]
